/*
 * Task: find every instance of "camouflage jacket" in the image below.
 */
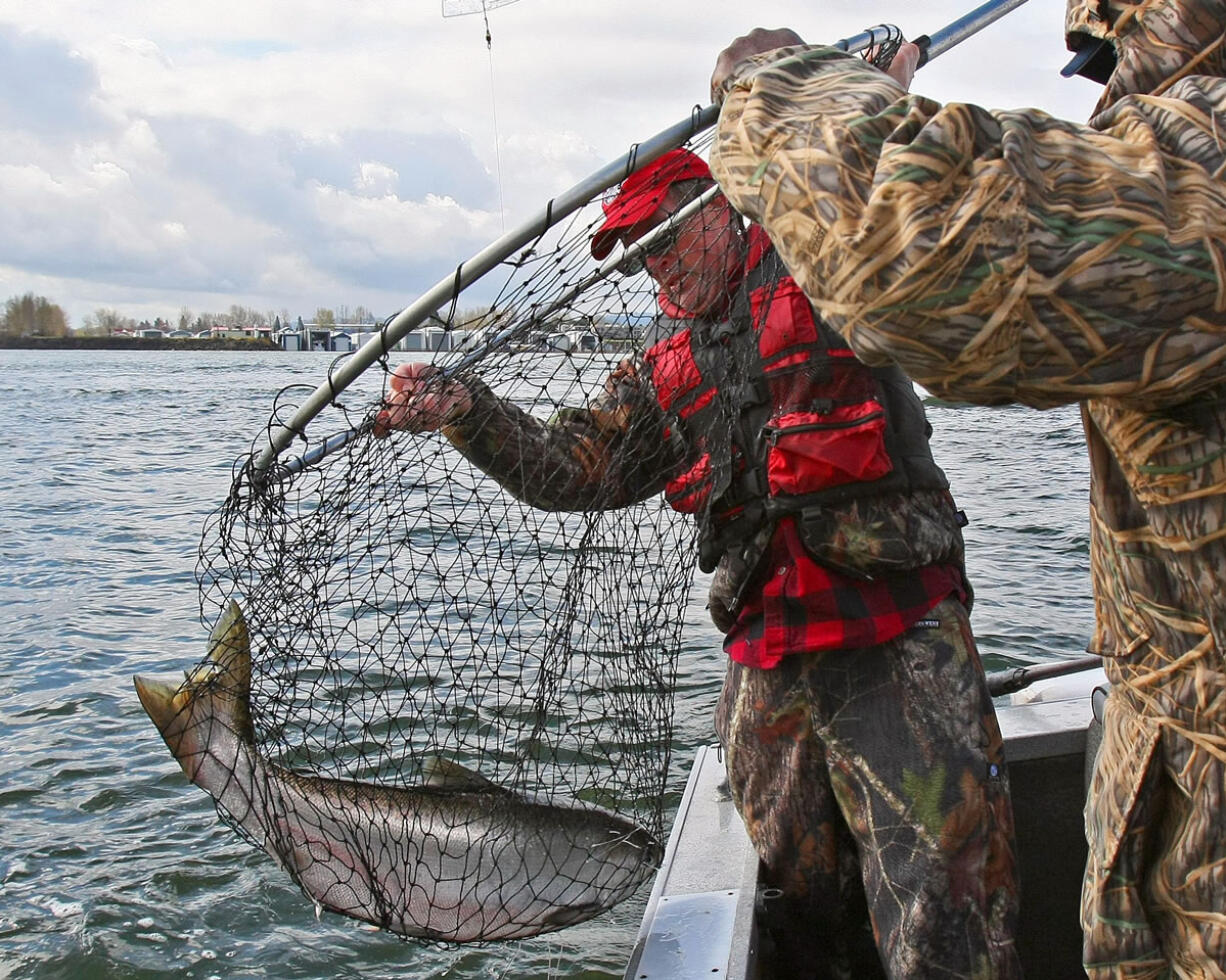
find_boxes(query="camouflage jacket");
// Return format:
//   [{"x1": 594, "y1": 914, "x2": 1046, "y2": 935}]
[
  {"x1": 709, "y1": 0, "x2": 1226, "y2": 741},
  {"x1": 440, "y1": 359, "x2": 680, "y2": 514}
]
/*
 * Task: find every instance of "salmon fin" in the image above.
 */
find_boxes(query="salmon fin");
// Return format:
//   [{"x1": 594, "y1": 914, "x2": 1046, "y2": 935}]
[
  {"x1": 132, "y1": 674, "x2": 181, "y2": 734},
  {"x1": 208, "y1": 602, "x2": 251, "y2": 690},
  {"x1": 422, "y1": 756, "x2": 501, "y2": 793},
  {"x1": 206, "y1": 600, "x2": 255, "y2": 744}
]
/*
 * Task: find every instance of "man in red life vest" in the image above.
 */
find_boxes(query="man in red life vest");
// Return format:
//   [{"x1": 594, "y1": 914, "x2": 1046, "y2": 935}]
[{"x1": 376, "y1": 149, "x2": 1021, "y2": 979}]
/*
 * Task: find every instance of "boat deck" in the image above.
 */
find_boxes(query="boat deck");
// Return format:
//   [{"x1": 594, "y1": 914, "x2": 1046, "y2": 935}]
[{"x1": 624, "y1": 685, "x2": 1101, "y2": 980}]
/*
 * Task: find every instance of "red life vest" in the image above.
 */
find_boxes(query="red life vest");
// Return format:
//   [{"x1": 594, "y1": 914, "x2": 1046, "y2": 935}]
[{"x1": 642, "y1": 242, "x2": 949, "y2": 574}]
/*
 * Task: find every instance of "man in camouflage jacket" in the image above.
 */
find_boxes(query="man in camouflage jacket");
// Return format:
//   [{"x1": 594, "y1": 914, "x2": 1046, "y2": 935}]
[{"x1": 708, "y1": 1, "x2": 1226, "y2": 975}]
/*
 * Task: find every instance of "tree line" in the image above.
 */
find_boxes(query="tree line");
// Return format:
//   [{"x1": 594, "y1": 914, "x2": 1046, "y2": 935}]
[
  {"x1": 0, "y1": 294, "x2": 393, "y2": 340},
  {"x1": 2, "y1": 292, "x2": 502, "y2": 343},
  {"x1": 1, "y1": 294, "x2": 70, "y2": 339}
]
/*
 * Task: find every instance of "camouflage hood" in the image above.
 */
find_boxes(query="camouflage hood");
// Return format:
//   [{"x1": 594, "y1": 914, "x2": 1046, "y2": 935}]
[{"x1": 1066, "y1": 0, "x2": 1226, "y2": 112}]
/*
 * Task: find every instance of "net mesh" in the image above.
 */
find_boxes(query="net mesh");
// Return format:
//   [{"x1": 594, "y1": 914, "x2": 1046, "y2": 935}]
[{"x1": 187, "y1": 134, "x2": 733, "y2": 943}]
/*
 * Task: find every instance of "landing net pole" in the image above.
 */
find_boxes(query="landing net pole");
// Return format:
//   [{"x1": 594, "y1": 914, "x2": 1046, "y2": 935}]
[
  {"x1": 270, "y1": 189, "x2": 728, "y2": 477},
  {"x1": 914, "y1": 0, "x2": 1032, "y2": 65},
  {"x1": 257, "y1": 0, "x2": 1031, "y2": 478}
]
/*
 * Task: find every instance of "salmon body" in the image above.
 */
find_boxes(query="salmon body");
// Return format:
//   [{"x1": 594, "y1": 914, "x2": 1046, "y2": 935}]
[{"x1": 133, "y1": 602, "x2": 660, "y2": 941}]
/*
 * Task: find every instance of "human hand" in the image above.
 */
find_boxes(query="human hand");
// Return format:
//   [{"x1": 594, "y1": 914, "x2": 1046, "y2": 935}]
[
  {"x1": 710, "y1": 27, "x2": 806, "y2": 102},
  {"x1": 883, "y1": 41, "x2": 921, "y2": 91},
  {"x1": 604, "y1": 358, "x2": 640, "y2": 395},
  {"x1": 373, "y1": 362, "x2": 473, "y2": 437}
]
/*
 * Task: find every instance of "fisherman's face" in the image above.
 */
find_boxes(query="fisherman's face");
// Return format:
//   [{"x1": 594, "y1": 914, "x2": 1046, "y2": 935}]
[{"x1": 641, "y1": 197, "x2": 743, "y2": 317}]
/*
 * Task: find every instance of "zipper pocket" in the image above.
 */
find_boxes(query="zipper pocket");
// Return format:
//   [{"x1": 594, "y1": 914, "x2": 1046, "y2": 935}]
[
  {"x1": 763, "y1": 404, "x2": 893, "y2": 495},
  {"x1": 763, "y1": 409, "x2": 885, "y2": 446}
]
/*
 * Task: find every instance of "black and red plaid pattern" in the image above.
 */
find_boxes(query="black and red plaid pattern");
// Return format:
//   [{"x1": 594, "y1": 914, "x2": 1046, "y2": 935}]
[{"x1": 725, "y1": 517, "x2": 967, "y2": 669}]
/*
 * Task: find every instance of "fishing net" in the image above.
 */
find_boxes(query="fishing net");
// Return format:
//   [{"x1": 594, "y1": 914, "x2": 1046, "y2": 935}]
[{"x1": 189, "y1": 133, "x2": 737, "y2": 943}]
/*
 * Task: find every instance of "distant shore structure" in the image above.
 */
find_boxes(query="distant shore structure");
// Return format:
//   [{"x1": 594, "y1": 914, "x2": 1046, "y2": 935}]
[
  {"x1": 3, "y1": 315, "x2": 649, "y2": 354},
  {"x1": 274, "y1": 317, "x2": 642, "y2": 355}
]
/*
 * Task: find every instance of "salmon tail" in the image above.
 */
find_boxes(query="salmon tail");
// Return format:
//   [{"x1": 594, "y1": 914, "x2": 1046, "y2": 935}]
[
  {"x1": 132, "y1": 674, "x2": 181, "y2": 734},
  {"x1": 206, "y1": 600, "x2": 253, "y2": 708},
  {"x1": 132, "y1": 599, "x2": 257, "y2": 750}
]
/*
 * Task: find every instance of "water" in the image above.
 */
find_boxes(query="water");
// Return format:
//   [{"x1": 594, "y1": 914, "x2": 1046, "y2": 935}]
[{"x1": 0, "y1": 349, "x2": 1093, "y2": 978}]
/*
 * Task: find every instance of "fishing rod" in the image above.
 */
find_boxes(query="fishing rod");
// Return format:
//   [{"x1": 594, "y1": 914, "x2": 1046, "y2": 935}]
[
  {"x1": 985, "y1": 654, "x2": 1104, "y2": 698},
  {"x1": 255, "y1": 0, "x2": 1032, "y2": 480}
]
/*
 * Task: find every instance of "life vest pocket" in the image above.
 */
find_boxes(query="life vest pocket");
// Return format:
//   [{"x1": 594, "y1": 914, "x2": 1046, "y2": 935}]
[
  {"x1": 764, "y1": 403, "x2": 892, "y2": 495},
  {"x1": 665, "y1": 453, "x2": 712, "y2": 514}
]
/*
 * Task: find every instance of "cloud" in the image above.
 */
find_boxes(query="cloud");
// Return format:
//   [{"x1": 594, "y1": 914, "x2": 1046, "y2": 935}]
[
  {"x1": 0, "y1": 0, "x2": 1107, "y2": 325},
  {"x1": 0, "y1": 24, "x2": 105, "y2": 139},
  {"x1": 0, "y1": 112, "x2": 506, "y2": 295},
  {"x1": 0, "y1": 23, "x2": 507, "y2": 316}
]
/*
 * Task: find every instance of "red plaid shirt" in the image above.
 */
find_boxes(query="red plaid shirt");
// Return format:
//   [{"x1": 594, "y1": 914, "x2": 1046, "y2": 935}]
[{"x1": 725, "y1": 517, "x2": 967, "y2": 669}]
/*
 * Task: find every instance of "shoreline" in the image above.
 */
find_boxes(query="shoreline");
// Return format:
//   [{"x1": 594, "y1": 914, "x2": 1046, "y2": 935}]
[{"x1": 1, "y1": 336, "x2": 282, "y2": 352}]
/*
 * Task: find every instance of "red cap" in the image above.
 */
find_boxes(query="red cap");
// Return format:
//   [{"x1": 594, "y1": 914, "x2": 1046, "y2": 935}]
[{"x1": 590, "y1": 148, "x2": 712, "y2": 259}]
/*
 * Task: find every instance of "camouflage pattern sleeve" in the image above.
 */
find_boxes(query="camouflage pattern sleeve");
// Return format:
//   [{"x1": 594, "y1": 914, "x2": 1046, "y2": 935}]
[
  {"x1": 710, "y1": 45, "x2": 1226, "y2": 411},
  {"x1": 439, "y1": 359, "x2": 685, "y2": 511}
]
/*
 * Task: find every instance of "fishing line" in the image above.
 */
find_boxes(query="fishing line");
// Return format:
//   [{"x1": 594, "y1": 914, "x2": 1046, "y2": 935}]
[{"x1": 481, "y1": 0, "x2": 508, "y2": 232}]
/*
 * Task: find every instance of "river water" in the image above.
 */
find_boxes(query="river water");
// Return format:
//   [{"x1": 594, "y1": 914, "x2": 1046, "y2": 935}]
[{"x1": 0, "y1": 348, "x2": 1093, "y2": 979}]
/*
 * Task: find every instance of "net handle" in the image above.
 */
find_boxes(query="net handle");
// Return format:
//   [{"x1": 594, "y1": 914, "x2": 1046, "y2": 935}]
[
  {"x1": 913, "y1": 0, "x2": 1032, "y2": 66},
  {"x1": 255, "y1": 0, "x2": 1031, "y2": 477}
]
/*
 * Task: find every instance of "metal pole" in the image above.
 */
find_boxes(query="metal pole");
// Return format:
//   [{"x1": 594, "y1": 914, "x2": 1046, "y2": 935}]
[
  {"x1": 252, "y1": 106, "x2": 719, "y2": 475},
  {"x1": 986, "y1": 654, "x2": 1103, "y2": 698},
  {"x1": 913, "y1": 0, "x2": 1031, "y2": 66},
  {"x1": 272, "y1": 187, "x2": 726, "y2": 479},
  {"x1": 258, "y1": 0, "x2": 1032, "y2": 477}
]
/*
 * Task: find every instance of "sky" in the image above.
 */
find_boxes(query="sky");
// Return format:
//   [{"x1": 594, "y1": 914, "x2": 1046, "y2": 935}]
[{"x1": 0, "y1": 0, "x2": 1103, "y2": 327}]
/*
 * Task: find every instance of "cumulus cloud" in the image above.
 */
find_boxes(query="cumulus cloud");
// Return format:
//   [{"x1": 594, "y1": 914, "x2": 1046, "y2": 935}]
[
  {"x1": 0, "y1": 0, "x2": 1103, "y2": 324},
  {"x1": 0, "y1": 25, "x2": 104, "y2": 138},
  {"x1": 0, "y1": 21, "x2": 508, "y2": 318}
]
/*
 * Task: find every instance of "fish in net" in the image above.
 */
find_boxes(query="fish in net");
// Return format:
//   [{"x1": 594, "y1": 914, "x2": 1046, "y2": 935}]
[
  {"x1": 130, "y1": 12, "x2": 958, "y2": 944},
  {"x1": 135, "y1": 126, "x2": 732, "y2": 942}
]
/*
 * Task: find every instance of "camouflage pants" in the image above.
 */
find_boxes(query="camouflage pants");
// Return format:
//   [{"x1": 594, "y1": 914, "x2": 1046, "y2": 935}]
[
  {"x1": 1082, "y1": 689, "x2": 1226, "y2": 979},
  {"x1": 714, "y1": 597, "x2": 1022, "y2": 979}
]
